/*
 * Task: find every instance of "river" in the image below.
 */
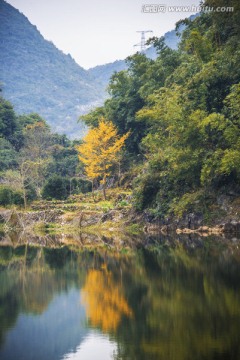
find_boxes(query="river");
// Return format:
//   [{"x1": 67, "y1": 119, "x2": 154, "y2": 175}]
[{"x1": 0, "y1": 234, "x2": 240, "y2": 359}]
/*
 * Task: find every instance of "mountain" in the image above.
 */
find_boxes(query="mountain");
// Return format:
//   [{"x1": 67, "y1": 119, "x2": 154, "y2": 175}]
[
  {"x1": 88, "y1": 60, "x2": 128, "y2": 92},
  {"x1": 0, "y1": 0, "x2": 198, "y2": 138},
  {"x1": 0, "y1": 0, "x2": 104, "y2": 138}
]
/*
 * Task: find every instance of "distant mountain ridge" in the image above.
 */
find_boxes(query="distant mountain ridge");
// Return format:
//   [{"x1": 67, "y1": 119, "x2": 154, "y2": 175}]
[
  {"x1": 0, "y1": 0, "x2": 104, "y2": 137},
  {"x1": 0, "y1": 0, "x2": 196, "y2": 138},
  {"x1": 87, "y1": 17, "x2": 198, "y2": 90}
]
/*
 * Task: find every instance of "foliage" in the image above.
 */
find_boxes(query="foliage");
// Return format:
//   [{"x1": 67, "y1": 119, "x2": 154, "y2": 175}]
[
  {"x1": 42, "y1": 176, "x2": 69, "y2": 200},
  {"x1": 77, "y1": 118, "x2": 129, "y2": 199},
  {"x1": 0, "y1": 99, "x2": 90, "y2": 206},
  {"x1": 81, "y1": 0, "x2": 240, "y2": 218},
  {"x1": 49, "y1": 142, "x2": 80, "y2": 177},
  {"x1": 168, "y1": 190, "x2": 206, "y2": 218},
  {"x1": 0, "y1": 137, "x2": 18, "y2": 170},
  {"x1": 42, "y1": 175, "x2": 91, "y2": 200},
  {"x1": 0, "y1": 185, "x2": 24, "y2": 206},
  {"x1": 1, "y1": 0, "x2": 240, "y2": 219}
]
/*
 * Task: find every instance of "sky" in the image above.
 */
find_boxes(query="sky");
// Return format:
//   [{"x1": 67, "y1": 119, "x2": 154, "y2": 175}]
[{"x1": 6, "y1": 0, "x2": 201, "y2": 69}]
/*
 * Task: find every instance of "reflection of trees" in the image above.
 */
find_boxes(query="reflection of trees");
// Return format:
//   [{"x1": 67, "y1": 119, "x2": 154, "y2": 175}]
[
  {"x1": 81, "y1": 268, "x2": 132, "y2": 333},
  {"x1": 0, "y1": 292, "x2": 19, "y2": 347},
  {"x1": 44, "y1": 247, "x2": 73, "y2": 269},
  {"x1": 1, "y1": 241, "x2": 240, "y2": 359},
  {"x1": 0, "y1": 245, "x2": 82, "y2": 349},
  {"x1": 114, "y1": 246, "x2": 240, "y2": 360},
  {"x1": 139, "y1": 274, "x2": 240, "y2": 359}
]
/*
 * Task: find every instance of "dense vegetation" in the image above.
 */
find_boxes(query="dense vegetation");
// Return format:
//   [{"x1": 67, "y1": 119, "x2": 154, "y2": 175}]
[
  {"x1": 0, "y1": 97, "x2": 91, "y2": 206},
  {"x1": 1, "y1": 0, "x2": 240, "y2": 225},
  {"x1": 81, "y1": 0, "x2": 240, "y2": 220}
]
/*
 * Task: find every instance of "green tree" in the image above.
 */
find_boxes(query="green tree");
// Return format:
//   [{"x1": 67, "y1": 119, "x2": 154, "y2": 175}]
[
  {"x1": 42, "y1": 175, "x2": 70, "y2": 200},
  {"x1": 0, "y1": 97, "x2": 17, "y2": 143},
  {"x1": 18, "y1": 121, "x2": 53, "y2": 206},
  {"x1": 0, "y1": 138, "x2": 18, "y2": 170}
]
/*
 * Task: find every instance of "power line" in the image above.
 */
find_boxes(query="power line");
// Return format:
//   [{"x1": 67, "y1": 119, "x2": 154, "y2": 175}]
[{"x1": 134, "y1": 30, "x2": 153, "y2": 52}]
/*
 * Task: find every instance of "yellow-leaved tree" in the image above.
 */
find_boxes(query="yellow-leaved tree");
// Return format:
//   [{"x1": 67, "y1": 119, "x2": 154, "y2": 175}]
[{"x1": 76, "y1": 118, "x2": 129, "y2": 199}]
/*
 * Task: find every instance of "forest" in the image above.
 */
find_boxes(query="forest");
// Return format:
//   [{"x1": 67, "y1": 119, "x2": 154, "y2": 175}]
[
  {"x1": 80, "y1": 0, "x2": 240, "y2": 221},
  {"x1": 0, "y1": 0, "x2": 240, "y2": 226},
  {"x1": 0, "y1": 104, "x2": 91, "y2": 207}
]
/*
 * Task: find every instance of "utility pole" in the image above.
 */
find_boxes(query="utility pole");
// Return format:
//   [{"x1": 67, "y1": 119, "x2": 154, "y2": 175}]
[{"x1": 134, "y1": 30, "x2": 153, "y2": 52}]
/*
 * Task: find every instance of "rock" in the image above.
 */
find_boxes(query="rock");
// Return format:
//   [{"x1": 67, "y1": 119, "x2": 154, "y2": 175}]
[
  {"x1": 100, "y1": 210, "x2": 125, "y2": 223},
  {"x1": 198, "y1": 226, "x2": 210, "y2": 232},
  {"x1": 101, "y1": 211, "x2": 115, "y2": 222},
  {"x1": 175, "y1": 212, "x2": 204, "y2": 230},
  {"x1": 220, "y1": 221, "x2": 240, "y2": 233}
]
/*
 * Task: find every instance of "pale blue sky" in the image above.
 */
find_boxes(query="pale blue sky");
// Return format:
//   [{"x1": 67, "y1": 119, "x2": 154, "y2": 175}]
[{"x1": 6, "y1": 0, "x2": 201, "y2": 69}]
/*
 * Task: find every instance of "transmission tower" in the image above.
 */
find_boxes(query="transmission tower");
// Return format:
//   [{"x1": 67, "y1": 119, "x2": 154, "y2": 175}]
[{"x1": 134, "y1": 30, "x2": 153, "y2": 52}]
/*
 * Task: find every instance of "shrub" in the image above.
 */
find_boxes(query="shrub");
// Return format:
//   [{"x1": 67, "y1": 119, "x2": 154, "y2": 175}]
[
  {"x1": 42, "y1": 175, "x2": 70, "y2": 200},
  {"x1": 26, "y1": 183, "x2": 38, "y2": 202},
  {"x1": 0, "y1": 186, "x2": 24, "y2": 206},
  {"x1": 133, "y1": 173, "x2": 160, "y2": 211},
  {"x1": 42, "y1": 176, "x2": 92, "y2": 200},
  {"x1": 70, "y1": 178, "x2": 92, "y2": 194},
  {"x1": 168, "y1": 191, "x2": 205, "y2": 218}
]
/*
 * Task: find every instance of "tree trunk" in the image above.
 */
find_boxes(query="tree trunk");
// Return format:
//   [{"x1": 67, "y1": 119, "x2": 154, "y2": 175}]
[
  {"x1": 79, "y1": 212, "x2": 84, "y2": 228},
  {"x1": 22, "y1": 179, "x2": 27, "y2": 209},
  {"x1": 118, "y1": 159, "x2": 121, "y2": 187},
  {"x1": 91, "y1": 180, "x2": 95, "y2": 201},
  {"x1": 23, "y1": 190, "x2": 27, "y2": 210},
  {"x1": 103, "y1": 175, "x2": 107, "y2": 200},
  {"x1": 103, "y1": 186, "x2": 106, "y2": 200}
]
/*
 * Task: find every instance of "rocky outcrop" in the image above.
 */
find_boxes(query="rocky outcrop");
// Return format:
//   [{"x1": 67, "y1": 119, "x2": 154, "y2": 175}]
[
  {"x1": 141, "y1": 211, "x2": 240, "y2": 236},
  {"x1": 218, "y1": 220, "x2": 240, "y2": 234}
]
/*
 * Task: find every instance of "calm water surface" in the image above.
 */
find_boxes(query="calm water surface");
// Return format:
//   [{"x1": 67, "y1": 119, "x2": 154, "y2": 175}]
[{"x1": 0, "y1": 236, "x2": 240, "y2": 360}]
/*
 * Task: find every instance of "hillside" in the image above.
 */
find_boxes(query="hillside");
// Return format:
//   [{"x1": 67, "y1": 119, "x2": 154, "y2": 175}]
[
  {"x1": 0, "y1": 0, "x2": 240, "y2": 233},
  {"x1": 0, "y1": 0, "x2": 197, "y2": 138},
  {"x1": 82, "y1": 1, "x2": 240, "y2": 226},
  {"x1": 88, "y1": 60, "x2": 128, "y2": 92},
  {"x1": 0, "y1": 0, "x2": 105, "y2": 138}
]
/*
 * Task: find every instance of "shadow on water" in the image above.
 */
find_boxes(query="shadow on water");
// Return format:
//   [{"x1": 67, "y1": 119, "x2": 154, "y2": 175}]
[{"x1": 0, "y1": 232, "x2": 240, "y2": 359}]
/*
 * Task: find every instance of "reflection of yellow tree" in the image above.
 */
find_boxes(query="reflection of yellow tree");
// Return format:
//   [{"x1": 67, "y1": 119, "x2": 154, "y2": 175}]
[{"x1": 81, "y1": 268, "x2": 132, "y2": 332}]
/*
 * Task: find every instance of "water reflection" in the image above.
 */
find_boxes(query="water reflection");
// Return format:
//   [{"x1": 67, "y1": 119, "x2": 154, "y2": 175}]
[
  {"x1": 0, "y1": 237, "x2": 240, "y2": 359},
  {"x1": 63, "y1": 332, "x2": 117, "y2": 360},
  {"x1": 81, "y1": 268, "x2": 132, "y2": 332}
]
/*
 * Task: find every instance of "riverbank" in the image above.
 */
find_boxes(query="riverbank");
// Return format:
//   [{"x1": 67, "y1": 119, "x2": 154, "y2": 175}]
[
  {"x1": 1, "y1": 189, "x2": 240, "y2": 246},
  {"x1": 142, "y1": 192, "x2": 240, "y2": 236}
]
